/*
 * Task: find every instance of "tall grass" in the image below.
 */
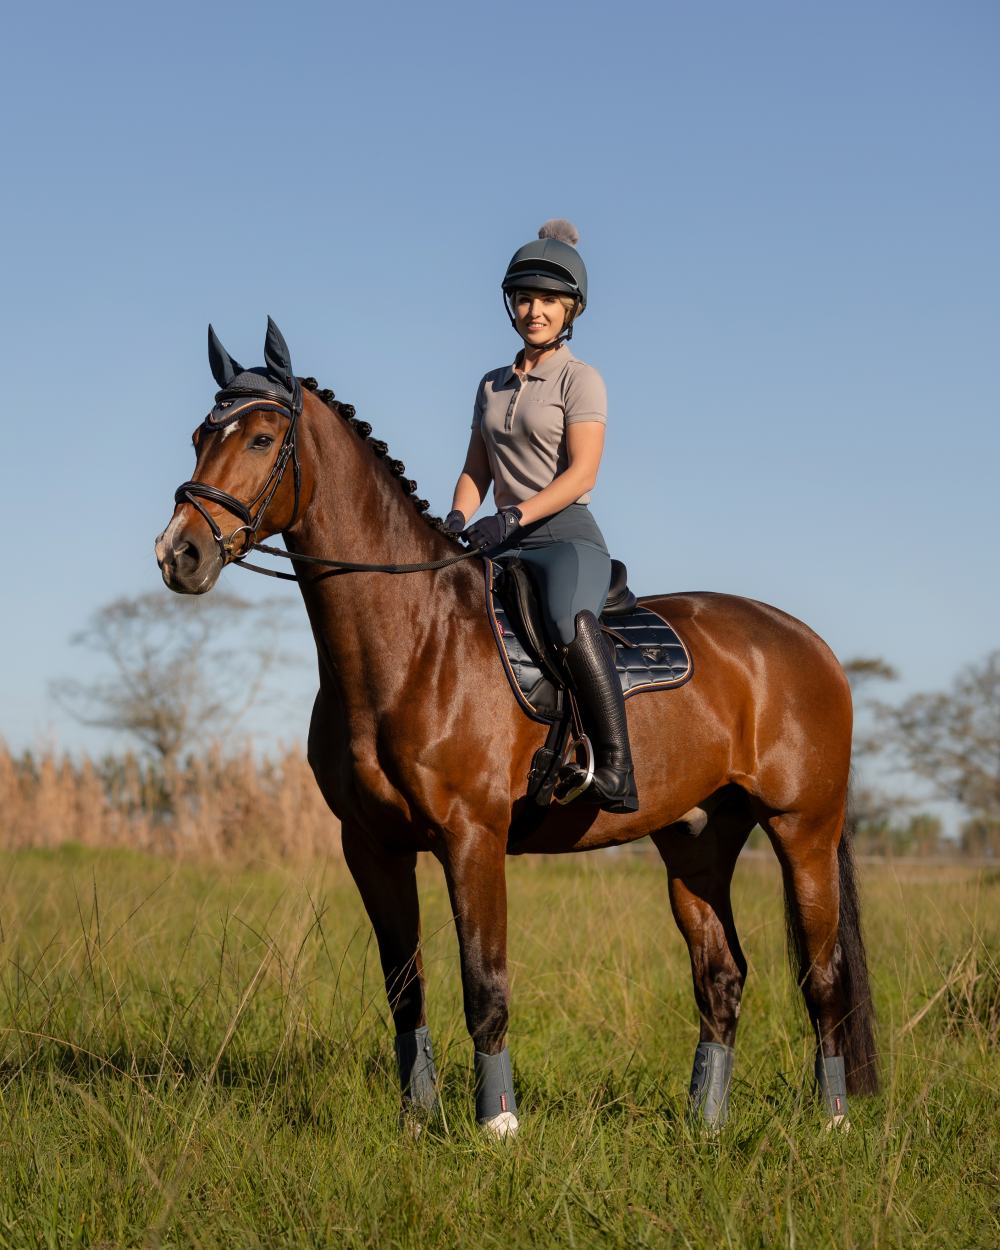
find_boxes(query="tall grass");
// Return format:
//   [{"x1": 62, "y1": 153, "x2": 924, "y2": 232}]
[
  {"x1": 0, "y1": 743, "x2": 341, "y2": 863},
  {"x1": 0, "y1": 849, "x2": 995, "y2": 1248}
]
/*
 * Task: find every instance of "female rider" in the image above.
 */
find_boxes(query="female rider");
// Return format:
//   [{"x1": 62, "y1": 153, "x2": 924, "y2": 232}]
[{"x1": 445, "y1": 220, "x2": 638, "y2": 813}]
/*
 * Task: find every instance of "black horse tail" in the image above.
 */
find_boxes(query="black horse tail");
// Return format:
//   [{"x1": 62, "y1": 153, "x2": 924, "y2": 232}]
[
  {"x1": 783, "y1": 800, "x2": 879, "y2": 1096},
  {"x1": 833, "y1": 811, "x2": 879, "y2": 1093}
]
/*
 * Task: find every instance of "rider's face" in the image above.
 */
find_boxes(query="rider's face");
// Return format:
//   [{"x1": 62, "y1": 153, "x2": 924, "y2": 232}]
[{"x1": 514, "y1": 290, "x2": 567, "y2": 348}]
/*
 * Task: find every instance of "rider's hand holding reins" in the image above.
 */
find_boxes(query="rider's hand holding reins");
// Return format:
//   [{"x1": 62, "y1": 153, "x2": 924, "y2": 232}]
[{"x1": 465, "y1": 506, "x2": 523, "y2": 550}]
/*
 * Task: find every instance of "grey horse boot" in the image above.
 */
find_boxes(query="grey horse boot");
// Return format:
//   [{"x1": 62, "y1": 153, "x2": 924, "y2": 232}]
[
  {"x1": 815, "y1": 1052, "x2": 850, "y2": 1130},
  {"x1": 689, "y1": 1041, "x2": 735, "y2": 1130},
  {"x1": 395, "y1": 1026, "x2": 440, "y2": 1132},
  {"x1": 475, "y1": 1047, "x2": 518, "y2": 1138}
]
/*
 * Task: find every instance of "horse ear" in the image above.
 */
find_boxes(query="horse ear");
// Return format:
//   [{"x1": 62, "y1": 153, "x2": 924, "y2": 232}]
[
  {"x1": 263, "y1": 316, "x2": 294, "y2": 385},
  {"x1": 208, "y1": 324, "x2": 243, "y2": 388}
]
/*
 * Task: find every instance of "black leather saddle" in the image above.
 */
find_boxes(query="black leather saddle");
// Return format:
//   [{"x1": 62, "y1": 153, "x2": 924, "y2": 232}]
[{"x1": 484, "y1": 557, "x2": 692, "y2": 724}]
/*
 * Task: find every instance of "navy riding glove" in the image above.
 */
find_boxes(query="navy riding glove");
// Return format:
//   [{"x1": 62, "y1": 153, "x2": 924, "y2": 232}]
[
  {"x1": 465, "y1": 506, "x2": 523, "y2": 550},
  {"x1": 444, "y1": 509, "x2": 466, "y2": 535}
]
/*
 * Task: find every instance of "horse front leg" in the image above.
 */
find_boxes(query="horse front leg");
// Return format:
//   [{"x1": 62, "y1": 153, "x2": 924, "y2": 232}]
[
  {"x1": 341, "y1": 824, "x2": 440, "y2": 1125},
  {"x1": 440, "y1": 833, "x2": 517, "y2": 1137}
]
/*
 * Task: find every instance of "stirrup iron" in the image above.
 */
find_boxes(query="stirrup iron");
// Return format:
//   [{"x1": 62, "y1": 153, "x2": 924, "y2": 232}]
[{"x1": 553, "y1": 732, "x2": 595, "y2": 805}]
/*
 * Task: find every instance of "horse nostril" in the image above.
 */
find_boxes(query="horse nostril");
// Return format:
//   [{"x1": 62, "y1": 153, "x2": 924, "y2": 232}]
[{"x1": 177, "y1": 539, "x2": 201, "y2": 569}]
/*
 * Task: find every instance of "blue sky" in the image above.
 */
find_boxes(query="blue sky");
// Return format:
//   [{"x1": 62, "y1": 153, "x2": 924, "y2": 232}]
[{"x1": 2, "y1": 1, "x2": 997, "y2": 803}]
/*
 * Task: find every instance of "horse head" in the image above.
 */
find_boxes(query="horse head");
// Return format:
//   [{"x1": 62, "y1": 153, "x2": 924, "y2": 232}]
[{"x1": 156, "y1": 318, "x2": 313, "y2": 594}]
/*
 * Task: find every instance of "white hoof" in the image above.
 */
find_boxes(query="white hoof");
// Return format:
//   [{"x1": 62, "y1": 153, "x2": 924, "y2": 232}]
[
  {"x1": 824, "y1": 1114, "x2": 851, "y2": 1134},
  {"x1": 480, "y1": 1111, "x2": 519, "y2": 1139}
]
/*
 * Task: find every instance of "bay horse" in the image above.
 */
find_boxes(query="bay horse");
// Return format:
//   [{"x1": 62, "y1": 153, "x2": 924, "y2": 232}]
[{"x1": 155, "y1": 320, "x2": 877, "y2": 1135}]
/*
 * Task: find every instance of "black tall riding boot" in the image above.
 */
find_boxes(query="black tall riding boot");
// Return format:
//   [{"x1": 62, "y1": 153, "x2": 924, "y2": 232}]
[{"x1": 561, "y1": 610, "x2": 639, "y2": 813}]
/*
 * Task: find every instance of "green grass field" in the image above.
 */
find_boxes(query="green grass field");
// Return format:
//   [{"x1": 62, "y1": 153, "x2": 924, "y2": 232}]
[{"x1": 0, "y1": 846, "x2": 996, "y2": 1249}]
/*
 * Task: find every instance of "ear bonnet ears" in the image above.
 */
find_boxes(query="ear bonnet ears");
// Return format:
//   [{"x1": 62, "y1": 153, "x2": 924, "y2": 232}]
[
  {"x1": 203, "y1": 317, "x2": 302, "y2": 428},
  {"x1": 263, "y1": 315, "x2": 295, "y2": 388},
  {"x1": 208, "y1": 324, "x2": 244, "y2": 389}
]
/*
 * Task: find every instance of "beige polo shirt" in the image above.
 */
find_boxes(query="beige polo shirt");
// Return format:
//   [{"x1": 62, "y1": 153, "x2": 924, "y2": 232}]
[{"x1": 471, "y1": 346, "x2": 607, "y2": 509}]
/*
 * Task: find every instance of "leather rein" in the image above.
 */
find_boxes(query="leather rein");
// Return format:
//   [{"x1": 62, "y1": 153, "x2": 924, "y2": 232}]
[{"x1": 174, "y1": 394, "x2": 479, "y2": 583}]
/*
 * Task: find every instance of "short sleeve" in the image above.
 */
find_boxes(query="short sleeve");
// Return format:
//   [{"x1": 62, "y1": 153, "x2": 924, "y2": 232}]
[
  {"x1": 563, "y1": 362, "x2": 607, "y2": 426},
  {"x1": 471, "y1": 375, "x2": 486, "y2": 430}
]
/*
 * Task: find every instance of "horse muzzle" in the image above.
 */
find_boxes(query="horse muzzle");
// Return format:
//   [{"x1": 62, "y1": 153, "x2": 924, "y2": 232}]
[{"x1": 155, "y1": 511, "x2": 224, "y2": 594}]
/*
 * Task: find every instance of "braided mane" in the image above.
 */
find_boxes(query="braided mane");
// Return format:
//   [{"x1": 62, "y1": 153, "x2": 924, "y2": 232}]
[{"x1": 300, "y1": 376, "x2": 462, "y2": 546}]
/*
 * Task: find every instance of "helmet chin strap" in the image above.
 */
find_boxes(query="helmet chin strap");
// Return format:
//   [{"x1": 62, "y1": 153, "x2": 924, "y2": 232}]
[{"x1": 522, "y1": 326, "x2": 574, "y2": 355}]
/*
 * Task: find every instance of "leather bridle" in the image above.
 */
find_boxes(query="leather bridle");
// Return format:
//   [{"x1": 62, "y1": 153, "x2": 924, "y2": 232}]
[{"x1": 174, "y1": 390, "x2": 302, "y2": 565}]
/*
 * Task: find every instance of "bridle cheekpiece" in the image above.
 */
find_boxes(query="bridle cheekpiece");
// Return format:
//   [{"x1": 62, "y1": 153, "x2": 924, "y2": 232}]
[
  {"x1": 174, "y1": 321, "x2": 303, "y2": 565},
  {"x1": 173, "y1": 367, "x2": 302, "y2": 560}
]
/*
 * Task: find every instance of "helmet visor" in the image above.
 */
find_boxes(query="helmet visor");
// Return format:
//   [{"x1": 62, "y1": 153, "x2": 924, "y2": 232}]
[{"x1": 502, "y1": 264, "x2": 582, "y2": 299}]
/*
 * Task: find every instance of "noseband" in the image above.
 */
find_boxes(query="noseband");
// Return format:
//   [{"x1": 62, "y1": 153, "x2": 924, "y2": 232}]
[{"x1": 174, "y1": 385, "x2": 302, "y2": 563}]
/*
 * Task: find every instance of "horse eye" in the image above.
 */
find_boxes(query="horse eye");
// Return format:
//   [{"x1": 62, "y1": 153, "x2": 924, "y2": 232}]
[{"x1": 252, "y1": 434, "x2": 274, "y2": 450}]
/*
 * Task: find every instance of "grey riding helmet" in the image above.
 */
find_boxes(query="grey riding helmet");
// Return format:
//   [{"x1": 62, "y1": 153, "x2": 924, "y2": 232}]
[{"x1": 502, "y1": 220, "x2": 588, "y2": 337}]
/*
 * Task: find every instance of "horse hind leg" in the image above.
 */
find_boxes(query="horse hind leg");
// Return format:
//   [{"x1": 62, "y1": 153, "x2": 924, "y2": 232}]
[
  {"x1": 765, "y1": 805, "x2": 878, "y2": 1126},
  {"x1": 652, "y1": 789, "x2": 756, "y2": 1129}
]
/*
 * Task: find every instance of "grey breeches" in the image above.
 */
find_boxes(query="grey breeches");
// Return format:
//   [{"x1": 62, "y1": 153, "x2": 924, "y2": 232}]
[{"x1": 498, "y1": 504, "x2": 612, "y2": 646}]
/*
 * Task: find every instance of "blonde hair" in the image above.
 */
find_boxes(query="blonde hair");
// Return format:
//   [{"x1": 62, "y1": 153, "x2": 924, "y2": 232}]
[{"x1": 558, "y1": 293, "x2": 579, "y2": 326}]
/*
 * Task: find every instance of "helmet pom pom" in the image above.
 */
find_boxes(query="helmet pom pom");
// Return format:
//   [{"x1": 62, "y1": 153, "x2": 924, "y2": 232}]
[{"x1": 538, "y1": 218, "x2": 580, "y2": 246}]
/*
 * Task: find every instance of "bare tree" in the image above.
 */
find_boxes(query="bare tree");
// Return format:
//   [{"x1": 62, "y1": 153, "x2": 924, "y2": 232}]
[
  {"x1": 875, "y1": 651, "x2": 1000, "y2": 824},
  {"x1": 53, "y1": 591, "x2": 296, "y2": 767},
  {"x1": 843, "y1": 656, "x2": 900, "y2": 692}
]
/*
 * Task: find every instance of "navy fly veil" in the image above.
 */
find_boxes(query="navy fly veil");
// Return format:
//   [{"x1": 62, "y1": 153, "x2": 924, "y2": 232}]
[
  {"x1": 204, "y1": 318, "x2": 303, "y2": 427},
  {"x1": 174, "y1": 318, "x2": 303, "y2": 560}
]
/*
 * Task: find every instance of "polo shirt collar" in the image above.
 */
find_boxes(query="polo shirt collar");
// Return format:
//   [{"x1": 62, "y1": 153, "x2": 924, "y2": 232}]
[{"x1": 504, "y1": 344, "x2": 575, "y2": 384}]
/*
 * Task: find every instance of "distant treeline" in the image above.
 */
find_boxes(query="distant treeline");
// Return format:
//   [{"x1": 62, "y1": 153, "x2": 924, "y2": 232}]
[
  {"x1": 849, "y1": 811, "x2": 997, "y2": 860},
  {"x1": 0, "y1": 744, "x2": 342, "y2": 862}
]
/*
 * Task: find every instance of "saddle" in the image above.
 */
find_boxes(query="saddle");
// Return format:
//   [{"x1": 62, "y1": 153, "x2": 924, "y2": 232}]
[
  {"x1": 486, "y1": 557, "x2": 691, "y2": 721},
  {"x1": 484, "y1": 557, "x2": 692, "y2": 815}
]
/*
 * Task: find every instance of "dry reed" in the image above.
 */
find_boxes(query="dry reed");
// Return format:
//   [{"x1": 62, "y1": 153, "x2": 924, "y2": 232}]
[{"x1": 0, "y1": 741, "x2": 342, "y2": 863}]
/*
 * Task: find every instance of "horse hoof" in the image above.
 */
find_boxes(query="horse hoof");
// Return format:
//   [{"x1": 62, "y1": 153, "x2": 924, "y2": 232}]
[
  {"x1": 480, "y1": 1111, "x2": 519, "y2": 1139},
  {"x1": 399, "y1": 1111, "x2": 424, "y2": 1140},
  {"x1": 399, "y1": 1102, "x2": 440, "y2": 1140},
  {"x1": 824, "y1": 1114, "x2": 851, "y2": 1134}
]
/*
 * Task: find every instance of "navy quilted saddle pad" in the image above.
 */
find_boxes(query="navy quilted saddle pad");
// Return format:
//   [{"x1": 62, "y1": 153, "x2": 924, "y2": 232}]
[{"x1": 483, "y1": 560, "x2": 692, "y2": 723}]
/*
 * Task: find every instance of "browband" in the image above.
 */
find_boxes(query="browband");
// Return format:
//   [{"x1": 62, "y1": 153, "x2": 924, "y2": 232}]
[{"x1": 204, "y1": 395, "x2": 293, "y2": 430}]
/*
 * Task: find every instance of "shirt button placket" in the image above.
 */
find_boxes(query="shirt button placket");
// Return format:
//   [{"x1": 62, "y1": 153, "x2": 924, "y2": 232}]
[{"x1": 504, "y1": 377, "x2": 523, "y2": 432}]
